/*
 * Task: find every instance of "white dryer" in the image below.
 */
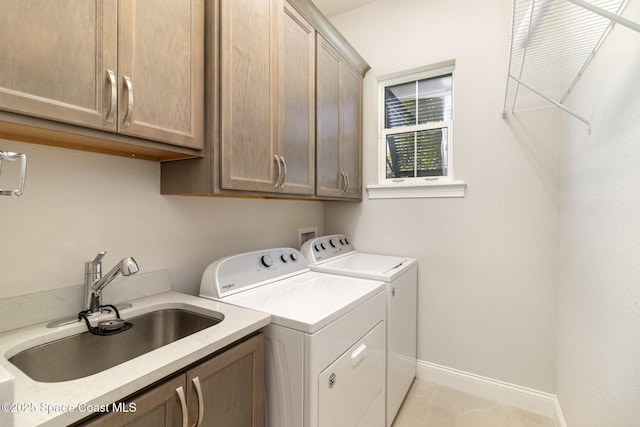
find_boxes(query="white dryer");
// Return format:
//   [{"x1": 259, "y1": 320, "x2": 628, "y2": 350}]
[
  {"x1": 301, "y1": 235, "x2": 418, "y2": 427},
  {"x1": 200, "y1": 248, "x2": 387, "y2": 427}
]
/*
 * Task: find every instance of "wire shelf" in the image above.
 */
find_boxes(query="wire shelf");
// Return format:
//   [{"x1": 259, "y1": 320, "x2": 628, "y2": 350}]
[{"x1": 502, "y1": 0, "x2": 637, "y2": 130}]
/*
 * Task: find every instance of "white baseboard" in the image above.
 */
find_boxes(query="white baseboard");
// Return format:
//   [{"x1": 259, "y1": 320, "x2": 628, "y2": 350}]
[{"x1": 416, "y1": 360, "x2": 567, "y2": 426}]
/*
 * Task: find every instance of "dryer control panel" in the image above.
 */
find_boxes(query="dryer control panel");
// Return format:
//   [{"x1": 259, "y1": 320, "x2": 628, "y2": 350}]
[
  {"x1": 300, "y1": 234, "x2": 356, "y2": 265},
  {"x1": 200, "y1": 248, "x2": 308, "y2": 299}
]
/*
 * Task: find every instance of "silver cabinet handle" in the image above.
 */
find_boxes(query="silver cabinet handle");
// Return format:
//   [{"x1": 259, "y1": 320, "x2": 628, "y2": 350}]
[
  {"x1": 175, "y1": 386, "x2": 188, "y2": 427},
  {"x1": 274, "y1": 155, "x2": 282, "y2": 188},
  {"x1": 192, "y1": 376, "x2": 204, "y2": 427},
  {"x1": 0, "y1": 151, "x2": 27, "y2": 197},
  {"x1": 105, "y1": 70, "x2": 117, "y2": 123},
  {"x1": 344, "y1": 172, "x2": 350, "y2": 194},
  {"x1": 340, "y1": 171, "x2": 348, "y2": 194},
  {"x1": 123, "y1": 75, "x2": 134, "y2": 127},
  {"x1": 279, "y1": 156, "x2": 287, "y2": 188}
]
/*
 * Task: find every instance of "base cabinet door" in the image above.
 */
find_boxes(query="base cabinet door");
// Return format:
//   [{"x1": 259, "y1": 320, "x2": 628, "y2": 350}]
[
  {"x1": 78, "y1": 334, "x2": 264, "y2": 427},
  {"x1": 187, "y1": 334, "x2": 265, "y2": 427},
  {"x1": 80, "y1": 375, "x2": 187, "y2": 427}
]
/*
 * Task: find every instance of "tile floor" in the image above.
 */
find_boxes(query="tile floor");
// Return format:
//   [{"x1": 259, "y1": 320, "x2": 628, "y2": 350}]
[{"x1": 392, "y1": 379, "x2": 557, "y2": 427}]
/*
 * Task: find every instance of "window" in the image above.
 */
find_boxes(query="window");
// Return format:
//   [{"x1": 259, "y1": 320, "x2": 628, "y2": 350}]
[{"x1": 368, "y1": 61, "x2": 465, "y2": 199}]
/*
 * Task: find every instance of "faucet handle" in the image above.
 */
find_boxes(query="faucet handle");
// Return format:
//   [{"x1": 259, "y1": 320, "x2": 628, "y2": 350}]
[
  {"x1": 91, "y1": 251, "x2": 107, "y2": 264},
  {"x1": 85, "y1": 251, "x2": 106, "y2": 277}
]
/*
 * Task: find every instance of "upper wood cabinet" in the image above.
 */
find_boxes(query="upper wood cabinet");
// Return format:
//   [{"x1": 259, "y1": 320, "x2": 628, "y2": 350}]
[
  {"x1": 316, "y1": 36, "x2": 363, "y2": 200},
  {"x1": 118, "y1": 0, "x2": 204, "y2": 149},
  {"x1": 161, "y1": 0, "x2": 369, "y2": 199},
  {"x1": 219, "y1": 0, "x2": 315, "y2": 195},
  {"x1": 0, "y1": 1, "x2": 118, "y2": 131},
  {"x1": 0, "y1": 0, "x2": 203, "y2": 158},
  {"x1": 277, "y1": 2, "x2": 316, "y2": 196}
]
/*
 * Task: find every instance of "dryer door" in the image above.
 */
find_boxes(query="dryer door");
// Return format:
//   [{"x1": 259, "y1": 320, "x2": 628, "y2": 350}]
[{"x1": 318, "y1": 321, "x2": 385, "y2": 427}]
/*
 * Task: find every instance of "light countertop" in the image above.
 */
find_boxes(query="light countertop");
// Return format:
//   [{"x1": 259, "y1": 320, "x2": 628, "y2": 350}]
[{"x1": 0, "y1": 291, "x2": 271, "y2": 427}]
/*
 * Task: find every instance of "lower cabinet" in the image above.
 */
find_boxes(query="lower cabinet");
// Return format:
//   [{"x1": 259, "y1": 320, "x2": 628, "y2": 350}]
[{"x1": 79, "y1": 333, "x2": 264, "y2": 427}]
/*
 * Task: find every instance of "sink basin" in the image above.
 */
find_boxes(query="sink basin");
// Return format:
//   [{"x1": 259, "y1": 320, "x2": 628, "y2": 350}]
[{"x1": 8, "y1": 308, "x2": 223, "y2": 383}]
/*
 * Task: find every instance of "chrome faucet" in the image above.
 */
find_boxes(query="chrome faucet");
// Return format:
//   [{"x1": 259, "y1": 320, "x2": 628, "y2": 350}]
[{"x1": 85, "y1": 252, "x2": 139, "y2": 313}]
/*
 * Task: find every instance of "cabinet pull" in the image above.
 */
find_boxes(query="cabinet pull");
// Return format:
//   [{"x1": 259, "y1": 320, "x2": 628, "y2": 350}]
[
  {"x1": 344, "y1": 172, "x2": 350, "y2": 194},
  {"x1": 192, "y1": 376, "x2": 204, "y2": 427},
  {"x1": 175, "y1": 386, "x2": 188, "y2": 427},
  {"x1": 340, "y1": 171, "x2": 348, "y2": 194},
  {"x1": 105, "y1": 70, "x2": 117, "y2": 123},
  {"x1": 279, "y1": 156, "x2": 287, "y2": 188},
  {"x1": 274, "y1": 155, "x2": 282, "y2": 188},
  {"x1": 123, "y1": 75, "x2": 134, "y2": 127}
]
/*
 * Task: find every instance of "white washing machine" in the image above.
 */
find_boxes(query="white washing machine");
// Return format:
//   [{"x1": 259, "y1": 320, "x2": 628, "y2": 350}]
[
  {"x1": 200, "y1": 247, "x2": 387, "y2": 427},
  {"x1": 300, "y1": 235, "x2": 418, "y2": 427}
]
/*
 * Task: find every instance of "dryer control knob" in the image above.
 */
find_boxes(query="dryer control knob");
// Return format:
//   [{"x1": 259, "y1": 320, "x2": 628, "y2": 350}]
[
  {"x1": 314, "y1": 244, "x2": 320, "y2": 252},
  {"x1": 261, "y1": 255, "x2": 273, "y2": 267},
  {"x1": 321, "y1": 242, "x2": 326, "y2": 250},
  {"x1": 280, "y1": 254, "x2": 288, "y2": 263},
  {"x1": 329, "y1": 239, "x2": 336, "y2": 247}
]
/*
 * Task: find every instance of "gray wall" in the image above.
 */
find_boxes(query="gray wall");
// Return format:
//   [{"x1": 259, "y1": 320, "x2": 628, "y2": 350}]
[
  {"x1": 0, "y1": 140, "x2": 324, "y2": 299},
  {"x1": 558, "y1": 1, "x2": 640, "y2": 425},
  {"x1": 325, "y1": 0, "x2": 560, "y2": 392}
]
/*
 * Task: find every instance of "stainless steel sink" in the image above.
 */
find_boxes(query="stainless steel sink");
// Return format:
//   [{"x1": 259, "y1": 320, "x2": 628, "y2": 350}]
[{"x1": 9, "y1": 308, "x2": 223, "y2": 383}]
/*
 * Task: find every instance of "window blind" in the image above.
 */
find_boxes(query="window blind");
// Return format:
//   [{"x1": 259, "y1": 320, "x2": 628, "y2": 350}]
[{"x1": 384, "y1": 74, "x2": 452, "y2": 129}]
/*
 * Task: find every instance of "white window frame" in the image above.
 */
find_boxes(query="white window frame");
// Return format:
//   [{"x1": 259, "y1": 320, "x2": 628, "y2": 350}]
[{"x1": 367, "y1": 60, "x2": 466, "y2": 199}]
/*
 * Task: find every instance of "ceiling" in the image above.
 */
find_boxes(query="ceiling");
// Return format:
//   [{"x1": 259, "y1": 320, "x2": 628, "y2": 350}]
[{"x1": 312, "y1": 0, "x2": 378, "y2": 17}]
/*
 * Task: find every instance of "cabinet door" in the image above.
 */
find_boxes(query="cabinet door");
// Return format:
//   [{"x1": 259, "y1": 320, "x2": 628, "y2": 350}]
[
  {"x1": 316, "y1": 36, "x2": 363, "y2": 200},
  {"x1": 118, "y1": 0, "x2": 204, "y2": 149},
  {"x1": 341, "y1": 64, "x2": 363, "y2": 200},
  {"x1": 187, "y1": 334, "x2": 264, "y2": 427},
  {"x1": 80, "y1": 375, "x2": 187, "y2": 427},
  {"x1": 220, "y1": 0, "x2": 279, "y2": 192},
  {"x1": 0, "y1": 1, "x2": 117, "y2": 131},
  {"x1": 277, "y1": 1, "x2": 315, "y2": 195},
  {"x1": 316, "y1": 36, "x2": 343, "y2": 198}
]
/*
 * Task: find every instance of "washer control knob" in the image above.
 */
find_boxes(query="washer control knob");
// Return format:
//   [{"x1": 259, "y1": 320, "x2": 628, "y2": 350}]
[
  {"x1": 344, "y1": 238, "x2": 350, "y2": 245},
  {"x1": 329, "y1": 373, "x2": 337, "y2": 388},
  {"x1": 280, "y1": 254, "x2": 288, "y2": 263},
  {"x1": 290, "y1": 252, "x2": 298, "y2": 262},
  {"x1": 329, "y1": 239, "x2": 336, "y2": 247},
  {"x1": 314, "y1": 244, "x2": 321, "y2": 252},
  {"x1": 261, "y1": 255, "x2": 273, "y2": 267},
  {"x1": 320, "y1": 242, "x2": 326, "y2": 250}
]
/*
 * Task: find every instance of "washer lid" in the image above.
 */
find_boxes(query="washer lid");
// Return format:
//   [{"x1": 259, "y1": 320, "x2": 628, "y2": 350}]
[
  {"x1": 223, "y1": 271, "x2": 384, "y2": 334},
  {"x1": 311, "y1": 253, "x2": 417, "y2": 282}
]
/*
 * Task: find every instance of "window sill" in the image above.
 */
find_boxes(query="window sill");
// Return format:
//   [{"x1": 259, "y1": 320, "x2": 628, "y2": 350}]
[{"x1": 366, "y1": 180, "x2": 466, "y2": 199}]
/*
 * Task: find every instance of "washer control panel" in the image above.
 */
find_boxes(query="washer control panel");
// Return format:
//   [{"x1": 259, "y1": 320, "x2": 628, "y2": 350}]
[
  {"x1": 300, "y1": 234, "x2": 356, "y2": 265},
  {"x1": 200, "y1": 248, "x2": 308, "y2": 299}
]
